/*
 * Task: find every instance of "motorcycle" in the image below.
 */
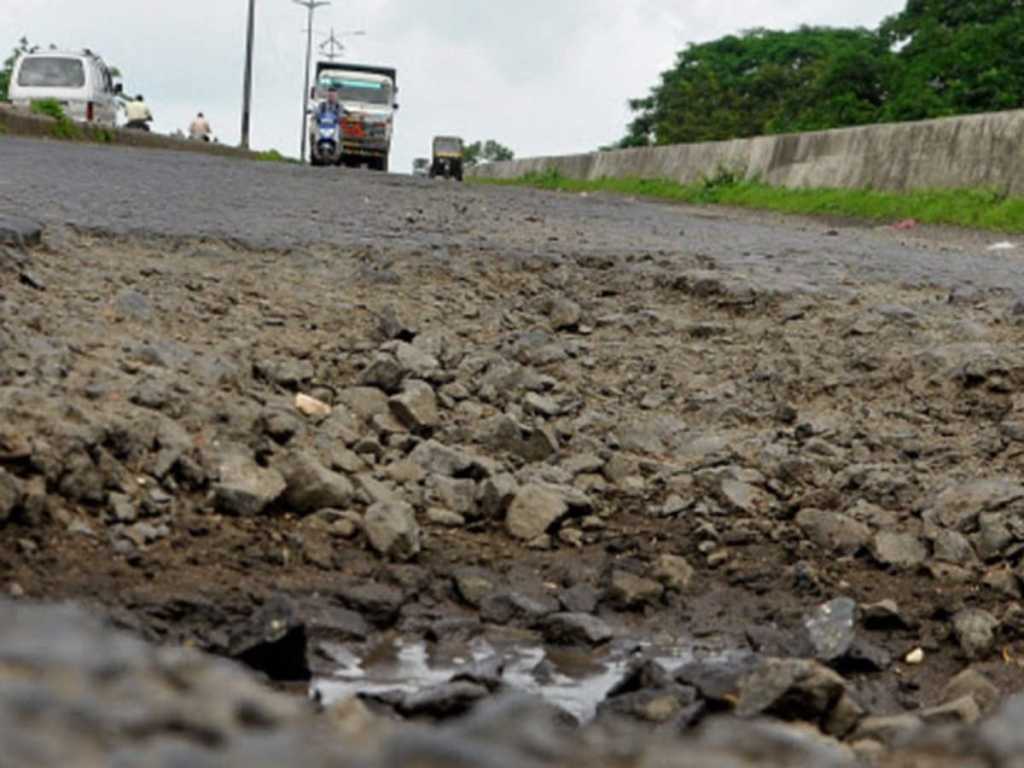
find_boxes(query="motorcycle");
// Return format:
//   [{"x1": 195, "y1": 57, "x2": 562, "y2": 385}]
[{"x1": 310, "y1": 111, "x2": 343, "y2": 166}]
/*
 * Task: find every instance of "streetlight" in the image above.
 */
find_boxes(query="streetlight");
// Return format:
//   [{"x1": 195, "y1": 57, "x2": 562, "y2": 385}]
[
  {"x1": 294, "y1": 0, "x2": 330, "y2": 163},
  {"x1": 240, "y1": 0, "x2": 256, "y2": 148}
]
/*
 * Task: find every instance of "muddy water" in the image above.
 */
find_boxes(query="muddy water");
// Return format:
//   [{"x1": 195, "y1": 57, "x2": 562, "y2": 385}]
[{"x1": 314, "y1": 637, "x2": 726, "y2": 722}]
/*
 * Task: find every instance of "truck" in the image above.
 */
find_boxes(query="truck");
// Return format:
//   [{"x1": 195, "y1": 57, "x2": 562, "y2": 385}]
[{"x1": 310, "y1": 61, "x2": 398, "y2": 172}]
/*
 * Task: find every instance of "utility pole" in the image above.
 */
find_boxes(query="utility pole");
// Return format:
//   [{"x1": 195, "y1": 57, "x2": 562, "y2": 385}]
[
  {"x1": 294, "y1": 0, "x2": 330, "y2": 163},
  {"x1": 240, "y1": 0, "x2": 256, "y2": 148}
]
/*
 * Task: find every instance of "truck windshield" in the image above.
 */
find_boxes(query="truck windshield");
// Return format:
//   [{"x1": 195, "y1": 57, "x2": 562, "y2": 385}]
[
  {"x1": 434, "y1": 139, "x2": 463, "y2": 155},
  {"x1": 17, "y1": 57, "x2": 86, "y2": 88},
  {"x1": 317, "y1": 74, "x2": 392, "y2": 106}
]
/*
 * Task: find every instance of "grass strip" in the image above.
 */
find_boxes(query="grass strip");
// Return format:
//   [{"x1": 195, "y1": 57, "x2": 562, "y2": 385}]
[{"x1": 473, "y1": 169, "x2": 1024, "y2": 232}]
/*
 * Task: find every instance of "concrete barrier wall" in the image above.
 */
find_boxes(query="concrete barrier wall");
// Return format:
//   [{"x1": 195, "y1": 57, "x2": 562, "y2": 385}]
[
  {"x1": 0, "y1": 105, "x2": 267, "y2": 161},
  {"x1": 470, "y1": 110, "x2": 1024, "y2": 195}
]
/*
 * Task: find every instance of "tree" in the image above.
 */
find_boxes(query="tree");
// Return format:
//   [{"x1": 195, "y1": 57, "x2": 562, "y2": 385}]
[
  {"x1": 0, "y1": 37, "x2": 30, "y2": 102},
  {"x1": 464, "y1": 139, "x2": 515, "y2": 166},
  {"x1": 879, "y1": 0, "x2": 1024, "y2": 121},
  {"x1": 621, "y1": 27, "x2": 892, "y2": 147}
]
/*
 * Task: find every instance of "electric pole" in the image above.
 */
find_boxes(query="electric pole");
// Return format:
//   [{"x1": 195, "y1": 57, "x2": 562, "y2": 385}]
[
  {"x1": 240, "y1": 0, "x2": 256, "y2": 148},
  {"x1": 294, "y1": 0, "x2": 330, "y2": 163},
  {"x1": 319, "y1": 28, "x2": 365, "y2": 62}
]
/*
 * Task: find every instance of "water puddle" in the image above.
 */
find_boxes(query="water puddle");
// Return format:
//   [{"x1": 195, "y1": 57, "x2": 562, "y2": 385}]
[{"x1": 313, "y1": 636, "x2": 701, "y2": 722}]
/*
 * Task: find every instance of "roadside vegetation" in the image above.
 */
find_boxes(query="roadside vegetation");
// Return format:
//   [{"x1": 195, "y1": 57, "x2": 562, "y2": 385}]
[
  {"x1": 619, "y1": 1, "x2": 1024, "y2": 148},
  {"x1": 29, "y1": 98, "x2": 82, "y2": 140},
  {"x1": 474, "y1": 169, "x2": 1024, "y2": 233}
]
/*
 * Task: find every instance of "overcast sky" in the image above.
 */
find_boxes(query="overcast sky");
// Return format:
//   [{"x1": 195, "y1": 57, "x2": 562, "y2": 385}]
[{"x1": 6, "y1": 0, "x2": 906, "y2": 171}]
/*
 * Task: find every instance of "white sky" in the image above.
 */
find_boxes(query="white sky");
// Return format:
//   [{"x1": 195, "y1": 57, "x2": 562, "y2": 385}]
[{"x1": 5, "y1": 0, "x2": 906, "y2": 171}]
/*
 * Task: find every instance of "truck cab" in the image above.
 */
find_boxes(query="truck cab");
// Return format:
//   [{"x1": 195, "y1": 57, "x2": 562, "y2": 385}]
[{"x1": 311, "y1": 62, "x2": 397, "y2": 172}]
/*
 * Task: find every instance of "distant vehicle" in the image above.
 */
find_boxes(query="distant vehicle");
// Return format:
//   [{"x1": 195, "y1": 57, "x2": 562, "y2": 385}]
[
  {"x1": 9, "y1": 48, "x2": 121, "y2": 127},
  {"x1": 431, "y1": 136, "x2": 464, "y2": 181},
  {"x1": 311, "y1": 109, "x2": 343, "y2": 167},
  {"x1": 412, "y1": 158, "x2": 430, "y2": 177},
  {"x1": 310, "y1": 61, "x2": 397, "y2": 171}
]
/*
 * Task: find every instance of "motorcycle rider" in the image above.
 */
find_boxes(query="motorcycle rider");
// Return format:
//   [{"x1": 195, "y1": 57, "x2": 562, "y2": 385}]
[
  {"x1": 124, "y1": 94, "x2": 153, "y2": 131},
  {"x1": 316, "y1": 86, "x2": 348, "y2": 123},
  {"x1": 189, "y1": 112, "x2": 212, "y2": 142}
]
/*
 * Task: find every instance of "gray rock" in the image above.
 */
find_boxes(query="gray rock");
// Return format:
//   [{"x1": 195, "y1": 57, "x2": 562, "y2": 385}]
[
  {"x1": 540, "y1": 613, "x2": 613, "y2": 646},
  {"x1": 427, "y1": 508, "x2": 465, "y2": 527},
  {"x1": 942, "y1": 667, "x2": 1000, "y2": 712},
  {"x1": 870, "y1": 531, "x2": 927, "y2": 570},
  {"x1": 409, "y1": 440, "x2": 475, "y2": 477},
  {"x1": 653, "y1": 554, "x2": 695, "y2": 592},
  {"x1": 928, "y1": 528, "x2": 978, "y2": 565},
  {"x1": 336, "y1": 580, "x2": 406, "y2": 625},
  {"x1": 214, "y1": 451, "x2": 286, "y2": 516},
  {"x1": 279, "y1": 452, "x2": 354, "y2": 514},
  {"x1": 0, "y1": 468, "x2": 22, "y2": 523},
  {"x1": 360, "y1": 354, "x2": 407, "y2": 393},
  {"x1": 923, "y1": 478, "x2": 1024, "y2": 532},
  {"x1": 675, "y1": 652, "x2": 761, "y2": 703},
  {"x1": 953, "y1": 609, "x2": 1000, "y2": 660},
  {"x1": 391, "y1": 341, "x2": 440, "y2": 378},
  {"x1": 453, "y1": 568, "x2": 498, "y2": 607},
  {"x1": 400, "y1": 681, "x2": 490, "y2": 719},
  {"x1": 364, "y1": 501, "x2": 421, "y2": 561},
  {"x1": 480, "y1": 591, "x2": 559, "y2": 625},
  {"x1": 0, "y1": 215, "x2": 43, "y2": 247},
  {"x1": 0, "y1": 598, "x2": 345, "y2": 767},
  {"x1": 804, "y1": 598, "x2": 858, "y2": 663},
  {"x1": 478, "y1": 414, "x2": 559, "y2": 463},
  {"x1": 524, "y1": 392, "x2": 561, "y2": 418},
  {"x1": 607, "y1": 570, "x2": 664, "y2": 610},
  {"x1": 426, "y1": 475, "x2": 477, "y2": 516},
  {"x1": 736, "y1": 658, "x2": 848, "y2": 726},
  {"x1": 559, "y1": 584, "x2": 600, "y2": 614},
  {"x1": 919, "y1": 695, "x2": 982, "y2": 725},
  {"x1": 720, "y1": 479, "x2": 774, "y2": 515},
  {"x1": 546, "y1": 296, "x2": 582, "y2": 331},
  {"x1": 337, "y1": 386, "x2": 391, "y2": 420},
  {"x1": 107, "y1": 492, "x2": 137, "y2": 524},
  {"x1": 796, "y1": 509, "x2": 872, "y2": 556},
  {"x1": 477, "y1": 474, "x2": 519, "y2": 520},
  {"x1": 390, "y1": 380, "x2": 440, "y2": 433},
  {"x1": 506, "y1": 484, "x2": 570, "y2": 541},
  {"x1": 853, "y1": 713, "x2": 923, "y2": 746},
  {"x1": 977, "y1": 512, "x2": 1015, "y2": 560},
  {"x1": 255, "y1": 357, "x2": 314, "y2": 388}
]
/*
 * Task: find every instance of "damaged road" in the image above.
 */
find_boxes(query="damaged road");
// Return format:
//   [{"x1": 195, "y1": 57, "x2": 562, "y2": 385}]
[{"x1": 3, "y1": 135, "x2": 1024, "y2": 766}]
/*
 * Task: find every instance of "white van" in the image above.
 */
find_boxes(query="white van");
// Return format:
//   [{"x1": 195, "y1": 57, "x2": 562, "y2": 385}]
[{"x1": 9, "y1": 49, "x2": 121, "y2": 127}]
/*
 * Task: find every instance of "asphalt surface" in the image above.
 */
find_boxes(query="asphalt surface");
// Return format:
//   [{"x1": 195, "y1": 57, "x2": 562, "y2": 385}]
[{"x1": 2, "y1": 134, "x2": 1023, "y2": 294}]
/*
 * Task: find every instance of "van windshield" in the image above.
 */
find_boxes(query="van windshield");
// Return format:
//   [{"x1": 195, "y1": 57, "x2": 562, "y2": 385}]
[
  {"x1": 17, "y1": 57, "x2": 86, "y2": 88},
  {"x1": 317, "y1": 73, "x2": 392, "y2": 106}
]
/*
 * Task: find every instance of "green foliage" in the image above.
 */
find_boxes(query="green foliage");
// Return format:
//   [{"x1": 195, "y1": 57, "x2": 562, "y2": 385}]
[
  {"x1": 0, "y1": 37, "x2": 30, "y2": 102},
  {"x1": 30, "y1": 99, "x2": 82, "y2": 140},
  {"x1": 622, "y1": 2, "x2": 1024, "y2": 146},
  {"x1": 623, "y1": 27, "x2": 893, "y2": 146},
  {"x1": 254, "y1": 149, "x2": 295, "y2": 163},
  {"x1": 476, "y1": 173, "x2": 1024, "y2": 233},
  {"x1": 464, "y1": 139, "x2": 515, "y2": 167},
  {"x1": 30, "y1": 98, "x2": 64, "y2": 120}
]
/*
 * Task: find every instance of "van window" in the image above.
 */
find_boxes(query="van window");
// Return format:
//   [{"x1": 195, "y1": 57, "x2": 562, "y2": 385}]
[{"x1": 17, "y1": 57, "x2": 86, "y2": 88}]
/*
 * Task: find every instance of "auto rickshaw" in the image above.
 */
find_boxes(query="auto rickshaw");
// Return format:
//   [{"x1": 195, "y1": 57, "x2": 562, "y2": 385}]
[
  {"x1": 430, "y1": 136, "x2": 464, "y2": 181},
  {"x1": 412, "y1": 158, "x2": 430, "y2": 177}
]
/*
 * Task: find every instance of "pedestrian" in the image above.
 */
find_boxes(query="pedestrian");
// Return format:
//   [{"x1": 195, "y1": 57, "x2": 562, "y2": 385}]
[{"x1": 189, "y1": 112, "x2": 212, "y2": 142}]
